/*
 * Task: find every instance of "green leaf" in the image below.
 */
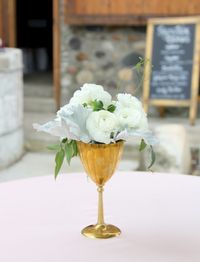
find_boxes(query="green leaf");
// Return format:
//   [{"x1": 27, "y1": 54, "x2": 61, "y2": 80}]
[
  {"x1": 135, "y1": 57, "x2": 144, "y2": 71},
  {"x1": 139, "y1": 139, "x2": 147, "y2": 151},
  {"x1": 91, "y1": 100, "x2": 104, "y2": 111},
  {"x1": 47, "y1": 144, "x2": 60, "y2": 151},
  {"x1": 71, "y1": 140, "x2": 79, "y2": 156},
  {"x1": 62, "y1": 138, "x2": 68, "y2": 144},
  {"x1": 65, "y1": 142, "x2": 74, "y2": 165},
  {"x1": 54, "y1": 149, "x2": 65, "y2": 179},
  {"x1": 107, "y1": 104, "x2": 116, "y2": 113},
  {"x1": 148, "y1": 146, "x2": 156, "y2": 169}
]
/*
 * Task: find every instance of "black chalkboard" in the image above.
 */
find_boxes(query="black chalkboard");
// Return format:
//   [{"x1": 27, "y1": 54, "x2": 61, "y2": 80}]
[
  {"x1": 150, "y1": 24, "x2": 195, "y2": 100},
  {"x1": 143, "y1": 17, "x2": 200, "y2": 124}
]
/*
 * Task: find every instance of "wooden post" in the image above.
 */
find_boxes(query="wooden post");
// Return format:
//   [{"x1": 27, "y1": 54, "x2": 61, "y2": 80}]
[
  {"x1": 143, "y1": 21, "x2": 153, "y2": 113},
  {"x1": 189, "y1": 22, "x2": 200, "y2": 125},
  {"x1": 7, "y1": 0, "x2": 16, "y2": 47},
  {"x1": 53, "y1": 0, "x2": 61, "y2": 110},
  {"x1": 0, "y1": 0, "x2": 3, "y2": 41}
]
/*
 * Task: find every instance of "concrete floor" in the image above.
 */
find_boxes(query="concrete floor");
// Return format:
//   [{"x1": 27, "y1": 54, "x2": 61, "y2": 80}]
[{"x1": 0, "y1": 152, "x2": 138, "y2": 183}]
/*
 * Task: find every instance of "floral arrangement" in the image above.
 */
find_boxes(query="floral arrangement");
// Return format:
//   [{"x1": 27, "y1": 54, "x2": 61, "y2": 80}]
[{"x1": 33, "y1": 82, "x2": 156, "y2": 178}]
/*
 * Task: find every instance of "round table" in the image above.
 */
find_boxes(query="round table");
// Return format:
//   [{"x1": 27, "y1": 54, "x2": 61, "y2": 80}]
[{"x1": 0, "y1": 171, "x2": 200, "y2": 262}]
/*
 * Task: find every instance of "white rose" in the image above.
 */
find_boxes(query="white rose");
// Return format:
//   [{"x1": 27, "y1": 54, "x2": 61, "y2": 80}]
[
  {"x1": 116, "y1": 107, "x2": 149, "y2": 131},
  {"x1": 86, "y1": 110, "x2": 119, "y2": 144},
  {"x1": 70, "y1": 83, "x2": 112, "y2": 108},
  {"x1": 116, "y1": 93, "x2": 142, "y2": 110}
]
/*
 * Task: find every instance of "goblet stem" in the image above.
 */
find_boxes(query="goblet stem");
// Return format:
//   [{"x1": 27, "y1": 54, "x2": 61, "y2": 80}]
[
  {"x1": 97, "y1": 185, "x2": 104, "y2": 225},
  {"x1": 81, "y1": 183, "x2": 121, "y2": 238}
]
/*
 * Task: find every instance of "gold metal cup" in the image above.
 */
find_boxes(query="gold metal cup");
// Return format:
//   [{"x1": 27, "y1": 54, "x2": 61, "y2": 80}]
[{"x1": 77, "y1": 141, "x2": 124, "y2": 239}]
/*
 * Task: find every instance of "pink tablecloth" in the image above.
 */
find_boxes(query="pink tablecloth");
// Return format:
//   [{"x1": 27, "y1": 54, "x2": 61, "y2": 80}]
[{"x1": 0, "y1": 171, "x2": 200, "y2": 262}]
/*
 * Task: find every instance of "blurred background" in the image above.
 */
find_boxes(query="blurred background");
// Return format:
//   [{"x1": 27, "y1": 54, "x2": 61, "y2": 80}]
[{"x1": 0, "y1": 0, "x2": 200, "y2": 182}]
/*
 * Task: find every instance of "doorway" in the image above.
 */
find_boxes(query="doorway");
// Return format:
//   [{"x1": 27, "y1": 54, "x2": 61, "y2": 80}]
[
  {"x1": 16, "y1": 0, "x2": 53, "y2": 101},
  {"x1": 0, "y1": 0, "x2": 61, "y2": 109}
]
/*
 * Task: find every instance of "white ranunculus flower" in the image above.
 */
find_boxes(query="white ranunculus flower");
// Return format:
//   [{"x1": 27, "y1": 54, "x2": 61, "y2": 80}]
[
  {"x1": 86, "y1": 110, "x2": 119, "y2": 144},
  {"x1": 116, "y1": 107, "x2": 149, "y2": 131},
  {"x1": 116, "y1": 93, "x2": 142, "y2": 110},
  {"x1": 70, "y1": 83, "x2": 112, "y2": 108}
]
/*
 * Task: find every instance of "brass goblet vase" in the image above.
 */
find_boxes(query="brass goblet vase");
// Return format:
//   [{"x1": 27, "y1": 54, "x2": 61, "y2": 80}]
[{"x1": 77, "y1": 140, "x2": 124, "y2": 239}]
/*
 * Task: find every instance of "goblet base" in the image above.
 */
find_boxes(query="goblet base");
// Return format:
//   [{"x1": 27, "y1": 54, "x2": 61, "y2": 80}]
[{"x1": 81, "y1": 224, "x2": 121, "y2": 239}]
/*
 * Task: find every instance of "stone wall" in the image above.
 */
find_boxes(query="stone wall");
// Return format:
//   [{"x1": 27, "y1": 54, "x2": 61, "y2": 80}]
[{"x1": 60, "y1": 4, "x2": 146, "y2": 104}]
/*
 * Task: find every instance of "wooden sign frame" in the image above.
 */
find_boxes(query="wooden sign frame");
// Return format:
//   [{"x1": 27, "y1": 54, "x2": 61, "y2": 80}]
[{"x1": 143, "y1": 17, "x2": 200, "y2": 125}]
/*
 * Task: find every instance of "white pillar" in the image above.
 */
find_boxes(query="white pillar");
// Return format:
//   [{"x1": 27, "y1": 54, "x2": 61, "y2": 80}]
[{"x1": 0, "y1": 48, "x2": 24, "y2": 169}]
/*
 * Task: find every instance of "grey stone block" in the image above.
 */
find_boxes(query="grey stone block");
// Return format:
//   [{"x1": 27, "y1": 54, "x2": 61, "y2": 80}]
[{"x1": 0, "y1": 128, "x2": 24, "y2": 170}]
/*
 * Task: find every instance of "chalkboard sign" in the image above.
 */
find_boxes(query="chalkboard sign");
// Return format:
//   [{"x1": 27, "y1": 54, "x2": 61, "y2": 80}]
[{"x1": 143, "y1": 17, "x2": 200, "y2": 124}]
